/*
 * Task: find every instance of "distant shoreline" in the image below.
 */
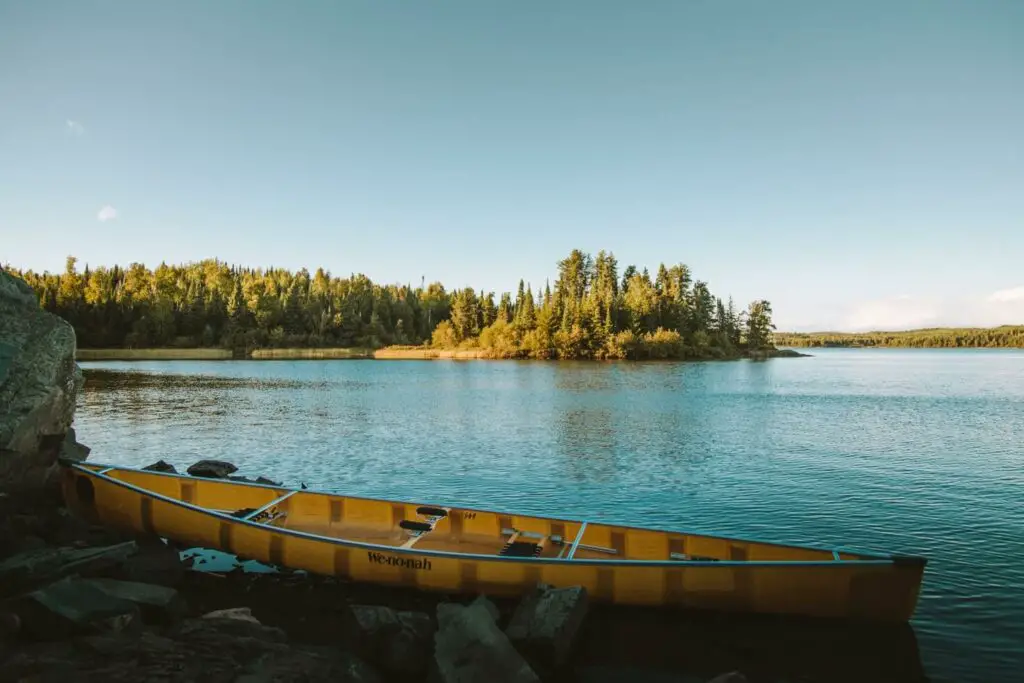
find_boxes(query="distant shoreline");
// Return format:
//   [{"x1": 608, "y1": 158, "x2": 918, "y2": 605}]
[
  {"x1": 76, "y1": 346, "x2": 808, "y2": 361},
  {"x1": 775, "y1": 325, "x2": 1024, "y2": 349}
]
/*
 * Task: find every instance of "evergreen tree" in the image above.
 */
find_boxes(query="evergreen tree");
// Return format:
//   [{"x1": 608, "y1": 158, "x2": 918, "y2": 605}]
[{"x1": 6, "y1": 248, "x2": 800, "y2": 358}]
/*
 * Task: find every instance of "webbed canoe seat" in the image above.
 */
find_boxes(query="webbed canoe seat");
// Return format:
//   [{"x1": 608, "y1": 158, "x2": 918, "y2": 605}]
[
  {"x1": 398, "y1": 506, "x2": 451, "y2": 548},
  {"x1": 500, "y1": 540, "x2": 543, "y2": 557}
]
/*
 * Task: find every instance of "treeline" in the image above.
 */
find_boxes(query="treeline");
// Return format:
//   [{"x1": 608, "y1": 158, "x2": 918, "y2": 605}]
[
  {"x1": 775, "y1": 326, "x2": 1024, "y2": 349},
  {"x1": 4, "y1": 250, "x2": 776, "y2": 360}
]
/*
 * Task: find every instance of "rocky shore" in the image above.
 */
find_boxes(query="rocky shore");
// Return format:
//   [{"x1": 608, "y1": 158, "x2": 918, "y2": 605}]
[{"x1": 0, "y1": 269, "x2": 922, "y2": 682}]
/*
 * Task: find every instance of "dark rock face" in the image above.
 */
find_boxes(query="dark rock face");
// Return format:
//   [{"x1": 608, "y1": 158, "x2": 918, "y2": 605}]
[
  {"x1": 0, "y1": 270, "x2": 85, "y2": 492},
  {"x1": 706, "y1": 673, "x2": 748, "y2": 683},
  {"x1": 0, "y1": 541, "x2": 139, "y2": 599},
  {"x1": 86, "y1": 578, "x2": 187, "y2": 625},
  {"x1": 186, "y1": 460, "x2": 238, "y2": 479},
  {"x1": 2, "y1": 615, "x2": 383, "y2": 683},
  {"x1": 229, "y1": 474, "x2": 283, "y2": 486},
  {"x1": 10, "y1": 576, "x2": 142, "y2": 640},
  {"x1": 106, "y1": 538, "x2": 186, "y2": 587},
  {"x1": 506, "y1": 584, "x2": 589, "y2": 672},
  {"x1": 142, "y1": 460, "x2": 178, "y2": 473},
  {"x1": 433, "y1": 596, "x2": 540, "y2": 683},
  {"x1": 345, "y1": 603, "x2": 435, "y2": 678}
]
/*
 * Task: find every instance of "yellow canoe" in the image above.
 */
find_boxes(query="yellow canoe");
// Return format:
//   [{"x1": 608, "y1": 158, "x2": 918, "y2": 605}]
[{"x1": 59, "y1": 461, "x2": 927, "y2": 622}]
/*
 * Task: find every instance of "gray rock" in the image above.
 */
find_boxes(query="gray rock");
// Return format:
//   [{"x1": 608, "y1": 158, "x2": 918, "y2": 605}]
[
  {"x1": 179, "y1": 614, "x2": 287, "y2": 644},
  {"x1": 706, "y1": 673, "x2": 748, "y2": 683},
  {"x1": 345, "y1": 604, "x2": 435, "y2": 678},
  {"x1": 0, "y1": 609, "x2": 21, "y2": 639},
  {"x1": 143, "y1": 459, "x2": 177, "y2": 473},
  {"x1": 105, "y1": 538, "x2": 185, "y2": 587},
  {"x1": 0, "y1": 540, "x2": 138, "y2": 598},
  {"x1": 338, "y1": 653, "x2": 385, "y2": 683},
  {"x1": 0, "y1": 270, "x2": 85, "y2": 492},
  {"x1": 12, "y1": 576, "x2": 141, "y2": 639},
  {"x1": 506, "y1": 584, "x2": 589, "y2": 670},
  {"x1": 59, "y1": 427, "x2": 90, "y2": 462},
  {"x1": 187, "y1": 459, "x2": 238, "y2": 478},
  {"x1": 229, "y1": 474, "x2": 283, "y2": 486},
  {"x1": 203, "y1": 607, "x2": 261, "y2": 624},
  {"x1": 3, "y1": 614, "x2": 381, "y2": 682},
  {"x1": 434, "y1": 597, "x2": 540, "y2": 683},
  {"x1": 85, "y1": 578, "x2": 186, "y2": 624},
  {"x1": 235, "y1": 650, "x2": 383, "y2": 683},
  {"x1": 575, "y1": 666, "x2": 702, "y2": 683}
]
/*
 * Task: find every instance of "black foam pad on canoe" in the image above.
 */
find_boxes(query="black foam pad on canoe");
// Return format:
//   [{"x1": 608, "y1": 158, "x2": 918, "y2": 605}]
[
  {"x1": 399, "y1": 519, "x2": 433, "y2": 533},
  {"x1": 417, "y1": 506, "x2": 448, "y2": 518},
  {"x1": 500, "y1": 541, "x2": 541, "y2": 558}
]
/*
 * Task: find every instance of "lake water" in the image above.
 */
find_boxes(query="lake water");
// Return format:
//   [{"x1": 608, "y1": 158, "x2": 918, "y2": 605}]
[{"x1": 74, "y1": 349, "x2": 1024, "y2": 683}]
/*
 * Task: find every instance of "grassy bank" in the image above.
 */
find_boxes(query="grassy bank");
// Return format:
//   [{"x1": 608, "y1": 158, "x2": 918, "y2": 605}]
[
  {"x1": 373, "y1": 347, "x2": 489, "y2": 360},
  {"x1": 76, "y1": 348, "x2": 233, "y2": 360},
  {"x1": 251, "y1": 347, "x2": 373, "y2": 359}
]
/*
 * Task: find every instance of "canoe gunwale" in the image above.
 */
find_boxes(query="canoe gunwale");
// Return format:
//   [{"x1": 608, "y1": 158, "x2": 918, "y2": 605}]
[{"x1": 62, "y1": 460, "x2": 921, "y2": 569}]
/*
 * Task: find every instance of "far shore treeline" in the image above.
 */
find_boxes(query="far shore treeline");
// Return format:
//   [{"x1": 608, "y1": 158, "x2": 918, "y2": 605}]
[
  {"x1": 775, "y1": 326, "x2": 1024, "y2": 349},
  {"x1": 3, "y1": 250, "x2": 777, "y2": 360}
]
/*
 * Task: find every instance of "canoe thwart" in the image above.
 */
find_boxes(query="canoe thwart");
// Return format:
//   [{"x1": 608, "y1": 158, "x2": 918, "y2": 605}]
[
  {"x1": 240, "y1": 490, "x2": 297, "y2": 522},
  {"x1": 671, "y1": 552, "x2": 720, "y2": 565},
  {"x1": 499, "y1": 528, "x2": 565, "y2": 545},
  {"x1": 670, "y1": 552, "x2": 719, "y2": 562},
  {"x1": 566, "y1": 521, "x2": 589, "y2": 560}
]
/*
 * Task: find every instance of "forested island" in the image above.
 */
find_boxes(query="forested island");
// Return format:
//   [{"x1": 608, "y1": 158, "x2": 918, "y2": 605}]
[
  {"x1": 775, "y1": 326, "x2": 1024, "y2": 348},
  {"x1": 3, "y1": 250, "x2": 790, "y2": 361}
]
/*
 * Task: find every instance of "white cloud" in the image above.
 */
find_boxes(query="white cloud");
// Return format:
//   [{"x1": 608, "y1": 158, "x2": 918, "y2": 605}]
[
  {"x1": 835, "y1": 289, "x2": 1024, "y2": 331},
  {"x1": 96, "y1": 205, "x2": 118, "y2": 222},
  {"x1": 842, "y1": 295, "x2": 943, "y2": 331},
  {"x1": 988, "y1": 286, "x2": 1024, "y2": 304},
  {"x1": 66, "y1": 120, "x2": 84, "y2": 135},
  {"x1": 779, "y1": 287, "x2": 1024, "y2": 332}
]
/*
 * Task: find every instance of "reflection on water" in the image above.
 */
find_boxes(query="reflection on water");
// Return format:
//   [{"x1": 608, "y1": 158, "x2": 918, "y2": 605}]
[
  {"x1": 75, "y1": 352, "x2": 1024, "y2": 683},
  {"x1": 557, "y1": 409, "x2": 619, "y2": 484},
  {"x1": 581, "y1": 605, "x2": 928, "y2": 683}
]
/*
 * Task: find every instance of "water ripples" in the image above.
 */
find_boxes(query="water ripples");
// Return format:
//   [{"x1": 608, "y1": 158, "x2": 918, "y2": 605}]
[{"x1": 74, "y1": 350, "x2": 1024, "y2": 682}]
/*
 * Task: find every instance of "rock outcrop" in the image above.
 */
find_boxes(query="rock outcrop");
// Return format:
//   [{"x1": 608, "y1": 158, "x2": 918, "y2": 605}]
[
  {"x1": 344, "y1": 604, "x2": 435, "y2": 678},
  {"x1": 186, "y1": 460, "x2": 238, "y2": 479},
  {"x1": 0, "y1": 269, "x2": 86, "y2": 493},
  {"x1": 433, "y1": 596, "x2": 540, "y2": 683},
  {"x1": 506, "y1": 584, "x2": 589, "y2": 673}
]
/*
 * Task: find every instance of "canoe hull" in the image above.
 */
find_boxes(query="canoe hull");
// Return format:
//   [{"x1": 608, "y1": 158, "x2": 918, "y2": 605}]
[{"x1": 60, "y1": 464, "x2": 926, "y2": 623}]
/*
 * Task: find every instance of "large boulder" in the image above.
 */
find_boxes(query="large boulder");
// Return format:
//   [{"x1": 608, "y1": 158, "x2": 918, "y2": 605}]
[
  {"x1": 0, "y1": 541, "x2": 139, "y2": 599},
  {"x1": 0, "y1": 270, "x2": 85, "y2": 493},
  {"x1": 186, "y1": 460, "x2": 238, "y2": 479},
  {"x1": 506, "y1": 584, "x2": 589, "y2": 672},
  {"x1": 344, "y1": 603, "x2": 435, "y2": 678},
  {"x1": 9, "y1": 576, "x2": 142, "y2": 640},
  {"x1": 433, "y1": 596, "x2": 540, "y2": 683},
  {"x1": 85, "y1": 578, "x2": 187, "y2": 625}
]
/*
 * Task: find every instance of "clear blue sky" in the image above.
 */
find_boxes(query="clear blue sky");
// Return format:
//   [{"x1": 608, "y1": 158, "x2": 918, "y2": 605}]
[{"x1": 1, "y1": 1, "x2": 1022, "y2": 331}]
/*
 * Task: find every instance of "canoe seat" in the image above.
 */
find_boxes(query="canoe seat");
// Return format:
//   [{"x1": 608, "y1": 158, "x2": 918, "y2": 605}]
[
  {"x1": 230, "y1": 506, "x2": 286, "y2": 525},
  {"x1": 399, "y1": 520, "x2": 433, "y2": 533},
  {"x1": 500, "y1": 540, "x2": 543, "y2": 558}
]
